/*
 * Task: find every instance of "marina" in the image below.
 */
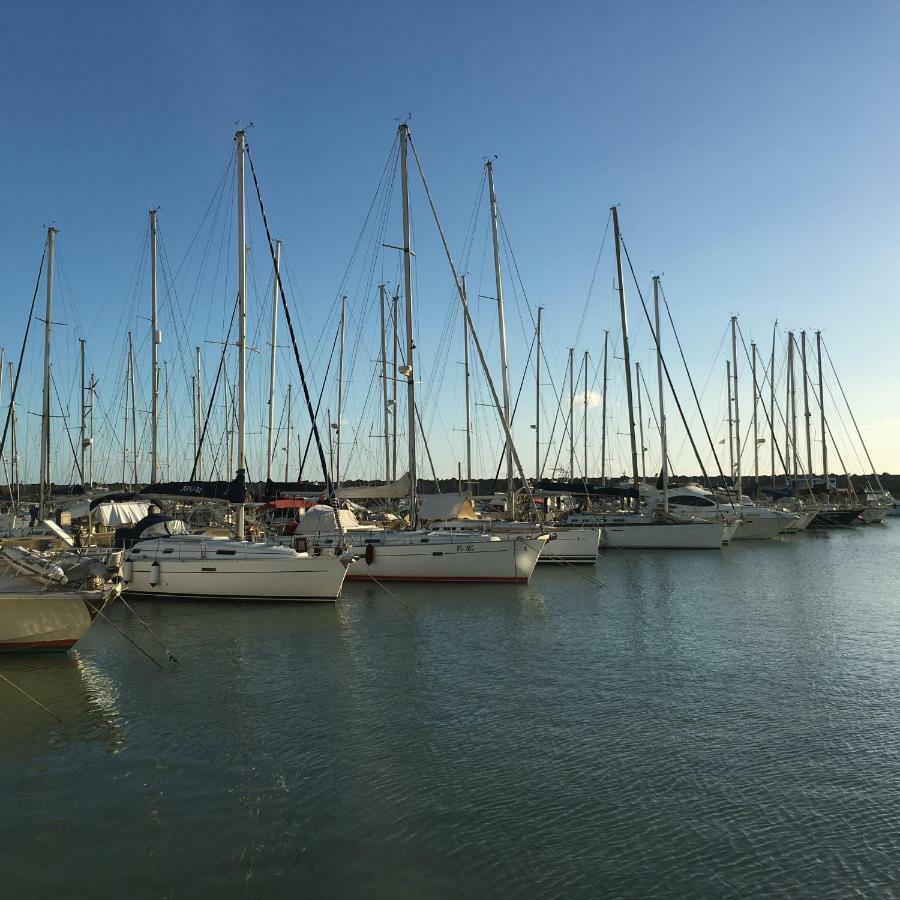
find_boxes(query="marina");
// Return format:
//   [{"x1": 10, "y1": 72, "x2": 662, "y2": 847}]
[
  {"x1": 4, "y1": 2, "x2": 900, "y2": 896},
  {"x1": 3, "y1": 525, "x2": 900, "y2": 897}
]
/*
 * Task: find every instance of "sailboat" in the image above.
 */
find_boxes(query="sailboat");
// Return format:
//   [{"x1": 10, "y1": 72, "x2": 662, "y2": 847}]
[
  {"x1": 295, "y1": 124, "x2": 548, "y2": 583},
  {"x1": 1, "y1": 544, "x2": 122, "y2": 651},
  {"x1": 122, "y1": 131, "x2": 348, "y2": 602},
  {"x1": 565, "y1": 216, "x2": 728, "y2": 550}
]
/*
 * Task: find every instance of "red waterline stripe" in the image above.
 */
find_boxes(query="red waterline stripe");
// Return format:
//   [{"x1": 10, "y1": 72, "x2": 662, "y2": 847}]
[
  {"x1": 346, "y1": 574, "x2": 528, "y2": 583},
  {"x1": 0, "y1": 639, "x2": 77, "y2": 651}
]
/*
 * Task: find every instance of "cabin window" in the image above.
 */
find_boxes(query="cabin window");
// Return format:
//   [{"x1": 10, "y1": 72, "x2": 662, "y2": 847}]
[
  {"x1": 215, "y1": 549, "x2": 237, "y2": 556},
  {"x1": 672, "y1": 495, "x2": 715, "y2": 507}
]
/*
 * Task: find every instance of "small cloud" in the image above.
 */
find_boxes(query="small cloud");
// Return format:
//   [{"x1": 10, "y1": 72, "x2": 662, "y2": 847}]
[{"x1": 579, "y1": 390, "x2": 603, "y2": 409}]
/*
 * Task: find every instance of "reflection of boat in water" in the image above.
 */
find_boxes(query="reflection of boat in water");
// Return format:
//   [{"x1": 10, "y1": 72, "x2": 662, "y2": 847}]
[
  {"x1": 0, "y1": 547, "x2": 122, "y2": 651},
  {"x1": 0, "y1": 651, "x2": 125, "y2": 748}
]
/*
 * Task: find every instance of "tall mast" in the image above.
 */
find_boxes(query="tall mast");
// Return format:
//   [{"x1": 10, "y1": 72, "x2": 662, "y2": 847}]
[
  {"x1": 816, "y1": 330, "x2": 828, "y2": 484},
  {"x1": 195, "y1": 347, "x2": 203, "y2": 480},
  {"x1": 534, "y1": 306, "x2": 542, "y2": 483},
  {"x1": 285, "y1": 383, "x2": 292, "y2": 482},
  {"x1": 784, "y1": 332, "x2": 792, "y2": 484},
  {"x1": 611, "y1": 207, "x2": 640, "y2": 499},
  {"x1": 8, "y1": 361, "x2": 18, "y2": 499},
  {"x1": 801, "y1": 330, "x2": 813, "y2": 478},
  {"x1": 266, "y1": 239, "x2": 281, "y2": 481},
  {"x1": 751, "y1": 342, "x2": 759, "y2": 497},
  {"x1": 128, "y1": 330, "x2": 137, "y2": 486},
  {"x1": 123, "y1": 335, "x2": 131, "y2": 487},
  {"x1": 380, "y1": 284, "x2": 390, "y2": 482},
  {"x1": 39, "y1": 226, "x2": 57, "y2": 519},
  {"x1": 336, "y1": 295, "x2": 346, "y2": 487},
  {"x1": 770, "y1": 321, "x2": 777, "y2": 487},
  {"x1": 149, "y1": 208, "x2": 160, "y2": 484},
  {"x1": 583, "y1": 350, "x2": 589, "y2": 479},
  {"x1": 391, "y1": 291, "x2": 399, "y2": 483},
  {"x1": 789, "y1": 332, "x2": 798, "y2": 481},
  {"x1": 600, "y1": 330, "x2": 608, "y2": 485},
  {"x1": 79, "y1": 338, "x2": 87, "y2": 485},
  {"x1": 635, "y1": 361, "x2": 645, "y2": 482},
  {"x1": 730, "y1": 315, "x2": 741, "y2": 501},
  {"x1": 88, "y1": 372, "x2": 94, "y2": 486},
  {"x1": 462, "y1": 276, "x2": 473, "y2": 487},
  {"x1": 235, "y1": 129, "x2": 247, "y2": 540},
  {"x1": 399, "y1": 123, "x2": 417, "y2": 527},
  {"x1": 486, "y1": 160, "x2": 515, "y2": 517},
  {"x1": 568, "y1": 348, "x2": 574, "y2": 477},
  {"x1": 163, "y1": 363, "x2": 169, "y2": 480},
  {"x1": 726, "y1": 360, "x2": 734, "y2": 487},
  {"x1": 653, "y1": 277, "x2": 668, "y2": 512}
]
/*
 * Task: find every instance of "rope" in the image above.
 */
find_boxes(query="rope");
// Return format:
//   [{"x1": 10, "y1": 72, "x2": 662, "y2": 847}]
[
  {"x1": 245, "y1": 140, "x2": 335, "y2": 499},
  {"x1": 118, "y1": 596, "x2": 179, "y2": 662},
  {"x1": 0, "y1": 670, "x2": 61, "y2": 722}
]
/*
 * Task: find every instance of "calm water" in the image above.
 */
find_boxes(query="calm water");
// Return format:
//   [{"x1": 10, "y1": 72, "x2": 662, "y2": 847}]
[{"x1": 3, "y1": 525, "x2": 900, "y2": 898}]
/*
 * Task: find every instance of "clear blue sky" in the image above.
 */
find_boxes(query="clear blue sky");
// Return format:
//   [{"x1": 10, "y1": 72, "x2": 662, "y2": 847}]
[{"x1": 3, "y1": 0, "x2": 899, "y2": 485}]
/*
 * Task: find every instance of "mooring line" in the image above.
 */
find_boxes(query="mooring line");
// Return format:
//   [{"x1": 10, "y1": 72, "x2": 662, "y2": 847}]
[
  {"x1": 347, "y1": 559, "x2": 413, "y2": 612},
  {"x1": 0, "y1": 670, "x2": 62, "y2": 722},
  {"x1": 86, "y1": 601, "x2": 163, "y2": 669},
  {"x1": 118, "y1": 596, "x2": 179, "y2": 663},
  {"x1": 546, "y1": 557, "x2": 605, "y2": 588}
]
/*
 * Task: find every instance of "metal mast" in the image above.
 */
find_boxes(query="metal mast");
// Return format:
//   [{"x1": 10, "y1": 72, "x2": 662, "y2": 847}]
[
  {"x1": 568, "y1": 348, "x2": 574, "y2": 477},
  {"x1": 534, "y1": 306, "x2": 542, "y2": 483},
  {"x1": 195, "y1": 347, "x2": 203, "y2": 480},
  {"x1": 380, "y1": 284, "x2": 390, "y2": 482},
  {"x1": 334, "y1": 297, "x2": 347, "y2": 485},
  {"x1": 9, "y1": 361, "x2": 19, "y2": 499},
  {"x1": 235, "y1": 129, "x2": 248, "y2": 540},
  {"x1": 128, "y1": 331, "x2": 138, "y2": 485},
  {"x1": 399, "y1": 123, "x2": 417, "y2": 527},
  {"x1": 816, "y1": 330, "x2": 828, "y2": 482},
  {"x1": 635, "y1": 361, "x2": 645, "y2": 482},
  {"x1": 801, "y1": 330, "x2": 813, "y2": 478},
  {"x1": 731, "y1": 316, "x2": 741, "y2": 501},
  {"x1": 726, "y1": 360, "x2": 734, "y2": 486},
  {"x1": 789, "y1": 332, "x2": 798, "y2": 481},
  {"x1": 391, "y1": 291, "x2": 399, "y2": 483},
  {"x1": 39, "y1": 226, "x2": 57, "y2": 519},
  {"x1": 751, "y1": 342, "x2": 759, "y2": 497},
  {"x1": 266, "y1": 239, "x2": 281, "y2": 481},
  {"x1": 770, "y1": 321, "x2": 777, "y2": 486},
  {"x1": 285, "y1": 383, "x2": 292, "y2": 482},
  {"x1": 79, "y1": 338, "x2": 87, "y2": 485},
  {"x1": 600, "y1": 330, "x2": 608, "y2": 485},
  {"x1": 486, "y1": 160, "x2": 515, "y2": 517},
  {"x1": 583, "y1": 350, "x2": 589, "y2": 479},
  {"x1": 611, "y1": 207, "x2": 640, "y2": 499},
  {"x1": 462, "y1": 276, "x2": 473, "y2": 487},
  {"x1": 150, "y1": 208, "x2": 160, "y2": 484},
  {"x1": 785, "y1": 332, "x2": 793, "y2": 483},
  {"x1": 653, "y1": 277, "x2": 668, "y2": 512}
]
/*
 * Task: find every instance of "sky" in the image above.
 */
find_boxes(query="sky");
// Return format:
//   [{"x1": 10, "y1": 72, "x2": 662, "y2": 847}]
[{"x1": 2, "y1": 0, "x2": 899, "y2": 487}]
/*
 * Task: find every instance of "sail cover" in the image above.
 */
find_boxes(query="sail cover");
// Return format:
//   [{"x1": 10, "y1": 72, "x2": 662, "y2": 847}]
[
  {"x1": 418, "y1": 493, "x2": 480, "y2": 522},
  {"x1": 336, "y1": 473, "x2": 411, "y2": 500}
]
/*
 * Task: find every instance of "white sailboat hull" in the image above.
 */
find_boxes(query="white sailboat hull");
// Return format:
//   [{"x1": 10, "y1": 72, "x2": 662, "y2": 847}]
[
  {"x1": 732, "y1": 512, "x2": 794, "y2": 540},
  {"x1": 428, "y1": 522, "x2": 599, "y2": 564},
  {"x1": 600, "y1": 520, "x2": 727, "y2": 549},
  {"x1": 860, "y1": 505, "x2": 891, "y2": 524},
  {"x1": 347, "y1": 537, "x2": 546, "y2": 583},
  {"x1": 0, "y1": 584, "x2": 97, "y2": 651},
  {"x1": 124, "y1": 537, "x2": 347, "y2": 601},
  {"x1": 311, "y1": 531, "x2": 548, "y2": 583}
]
